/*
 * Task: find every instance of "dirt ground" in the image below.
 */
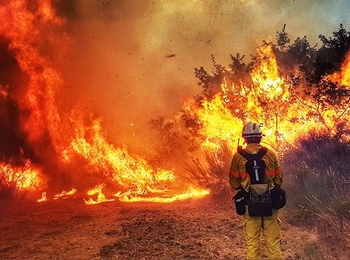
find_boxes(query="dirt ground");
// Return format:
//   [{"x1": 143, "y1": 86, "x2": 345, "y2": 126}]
[{"x1": 0, "y1": 195, "x2": 323, "y2": 259}]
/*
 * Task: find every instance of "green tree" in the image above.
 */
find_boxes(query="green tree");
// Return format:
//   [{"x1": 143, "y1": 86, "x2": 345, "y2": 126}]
[
  {"x1": 314, "y1": 24, "x2": 350, "y2": 83},
  {"x1": 276, "y1": 24, "x2": 290, "y2": 51}
]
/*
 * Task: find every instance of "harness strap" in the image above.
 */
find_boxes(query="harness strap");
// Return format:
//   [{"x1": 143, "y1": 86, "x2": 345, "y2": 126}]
[{"x1": 237, "y1": 146, "x2": 268, "y2": 159}]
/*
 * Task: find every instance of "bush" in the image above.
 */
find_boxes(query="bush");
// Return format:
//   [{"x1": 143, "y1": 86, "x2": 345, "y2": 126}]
[{"x1": 282, "y1": 134, "x2": 350, "y2": 257}]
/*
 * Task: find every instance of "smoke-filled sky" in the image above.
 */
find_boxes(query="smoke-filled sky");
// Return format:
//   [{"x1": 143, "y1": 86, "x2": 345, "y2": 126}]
[{"x1": 52, "y1": 0, "x2": 350, "y2": 148}]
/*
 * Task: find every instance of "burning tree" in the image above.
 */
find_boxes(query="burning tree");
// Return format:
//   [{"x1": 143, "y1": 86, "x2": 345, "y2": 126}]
[
  {"x1": 178, "y1": 24, "x2": 350, "y2": 191},
  {"x1": 183, "y1": 24, "x2": 350, "y2": 151}
]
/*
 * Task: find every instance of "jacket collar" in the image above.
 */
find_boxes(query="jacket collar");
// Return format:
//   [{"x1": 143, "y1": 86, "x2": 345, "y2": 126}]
[{"x1": 245, "y1": 143, "x2": 262, "y2": 154}]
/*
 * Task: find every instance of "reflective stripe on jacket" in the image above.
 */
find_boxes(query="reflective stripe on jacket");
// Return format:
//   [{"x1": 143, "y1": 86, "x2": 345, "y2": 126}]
[{"x1": 229, "y1": 143, "x2": 283, "y2": 192}]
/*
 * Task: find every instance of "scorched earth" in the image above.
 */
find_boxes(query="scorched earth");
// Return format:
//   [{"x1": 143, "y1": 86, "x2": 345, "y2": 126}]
[{"x1": 0, "y1": 195, "x2": 313, "y2": 259}]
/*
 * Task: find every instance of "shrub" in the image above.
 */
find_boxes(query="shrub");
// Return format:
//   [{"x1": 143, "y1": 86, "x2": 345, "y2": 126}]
[{"x1": 282, "y1": 134, "x2": 350, "y2": 257}]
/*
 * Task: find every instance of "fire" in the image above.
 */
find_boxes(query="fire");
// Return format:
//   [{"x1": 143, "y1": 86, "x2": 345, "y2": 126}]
[
  {"x1": 0, "y1": 160, "x2": 44, "y2": 191},
  {"x1": 0, "y1": 0, "x2": 208, "y2": 203},
  {"x1": 184, "y1": 43, "x2": 350, "y2": 154},
  {"x1": 251, "y1": 44, "x2": 289, "y2": 101},
  {"x1": 84, "y1": 184, "x2": 115, "y2": 205},
  {"x1": 62, "y1": 114, "x2": 202, "y2": 202},
  {"x1": 0, "y1": 0, "x2": 63, "y2": 145},
  {"x1": 37, "y1": 192, "x2": 47, "y2": 202},
  {"x1": 325, "y1": 49, "x2": 350, "y2": 86},
  {"x1": 1, "y1": 1, "x2": 349, "y2": 204},
  {"x1": 115, "y1": 186, "x2": 210, "y2": 203},
  {"x1": 37, "y1": 189, "x2": 77, "y2": 202},
  {"x1": 54, "y1": 188, "x2": 77, "y2": 200},
  {"x1": 182, "y1": 94, "x2": 242, "y2": 152}
]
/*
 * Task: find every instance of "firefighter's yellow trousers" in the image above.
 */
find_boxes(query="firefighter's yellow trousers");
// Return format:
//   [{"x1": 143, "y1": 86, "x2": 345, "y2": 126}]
[{"x1": 243, "y1": 209, "x2": 282, "y2": 259}]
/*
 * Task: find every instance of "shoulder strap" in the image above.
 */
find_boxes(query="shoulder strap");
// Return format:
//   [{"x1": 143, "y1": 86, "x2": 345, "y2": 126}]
[
  {"x1": 237, "y1": 146, "x2": 268, "y2": 159},
  {"x1": 256, "y1": 147, "x2": 268, "y2": 158},
  {"x1": 237, "y1": 146, "x2": 250, "y2": 159}
]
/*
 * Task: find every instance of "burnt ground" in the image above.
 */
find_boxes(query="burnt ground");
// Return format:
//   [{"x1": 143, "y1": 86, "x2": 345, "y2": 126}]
[{"x1": 0, "y1": 195, "x2": 333, "y2": 259}]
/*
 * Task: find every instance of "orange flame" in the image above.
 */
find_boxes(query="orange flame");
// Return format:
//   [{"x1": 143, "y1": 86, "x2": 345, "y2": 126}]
[
  {"x1": 54, "y1": 188, "x2": 77, "y2": 200},
  {"x1": 2, "y1": 1, "x2": 349, "y2": 204},
  {"x1": 325, "y1": 49, "x2": 350, "y2": 86},
  {"x1": 185, "y1": 43, "x2": 350, "y2": 155},
  {"x1": 84, "y1": 184, "x2": 115, "y2": 205},
  {"x1": 0, "y1": 160, "x2": 44, "y2": 191},
  {"x1": 37, "y1": 192, "x2": 47, "y2": 202},
  {"x1": 0, "y1": 0, "x2": 63, "y2": 145},
  {"x1": 0, "y1": 0, "x2": 209, "y2": 203},
  {"x1": 115, "y1": 186, "x2": 210, "y2": 203},
  {"x1": 251, "y1": 44, "x2": 289, "y2": 101}
]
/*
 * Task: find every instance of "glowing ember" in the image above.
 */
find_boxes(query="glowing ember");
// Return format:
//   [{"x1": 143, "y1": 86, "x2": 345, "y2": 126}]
[{"x1": 0, "y1": 85, "x2": 9, "y2": 99}]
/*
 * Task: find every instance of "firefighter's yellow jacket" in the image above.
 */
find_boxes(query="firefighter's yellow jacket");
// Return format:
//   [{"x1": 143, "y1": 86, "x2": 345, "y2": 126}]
[{"x1": 229, "y1": 143, "x2": 283, "y2": 192}]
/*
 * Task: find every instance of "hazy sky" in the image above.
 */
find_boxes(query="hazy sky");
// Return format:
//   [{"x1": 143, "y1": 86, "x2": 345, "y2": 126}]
[{"x1": 53, "y1": 0, "x2": 350, "y2": 146}]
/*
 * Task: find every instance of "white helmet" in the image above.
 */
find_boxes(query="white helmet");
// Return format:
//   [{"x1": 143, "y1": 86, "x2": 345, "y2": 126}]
[{"x1": 242, "y1": 122, "x2": 262, "y2": 137}]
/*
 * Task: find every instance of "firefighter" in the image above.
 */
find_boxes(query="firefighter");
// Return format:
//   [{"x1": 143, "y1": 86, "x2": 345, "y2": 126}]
[{"x1": 229, "y1": 122, "x2": 283, "y2": 259}]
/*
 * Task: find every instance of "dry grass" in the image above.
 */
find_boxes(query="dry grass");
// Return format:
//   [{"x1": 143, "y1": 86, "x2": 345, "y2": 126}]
[
  {"x1": 282, "y1": 135, "x2": 350, "y2": 259},
  {"x1": 183, "y1": 144, "x2": 232, "y2": 195}
]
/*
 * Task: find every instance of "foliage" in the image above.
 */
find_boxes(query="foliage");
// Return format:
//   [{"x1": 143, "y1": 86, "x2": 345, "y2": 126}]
[
  {"x1": 315, "y1": 24, "x2": 350, "y2": 81},
  {"x1": 175, "y1": 23, "x2": 350, "y2": 259},
  {"x1": 194, "y1": 23, "x2": 350, "y2": 96},
  {"x1": 275, "y1": 24, "x2": 290, "y2": 51}
]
